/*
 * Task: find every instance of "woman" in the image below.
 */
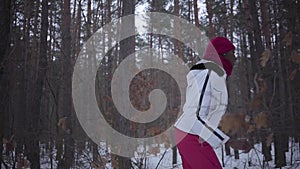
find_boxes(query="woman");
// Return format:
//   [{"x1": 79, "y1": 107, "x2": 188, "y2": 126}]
[{"x1": 174, "y1": 37, "x2": 243, "y2": 169}]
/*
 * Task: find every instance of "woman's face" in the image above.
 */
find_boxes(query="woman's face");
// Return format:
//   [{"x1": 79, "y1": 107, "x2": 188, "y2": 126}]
[{"x1": 224, "y1": 50, "x2": 236, "y2": 65}]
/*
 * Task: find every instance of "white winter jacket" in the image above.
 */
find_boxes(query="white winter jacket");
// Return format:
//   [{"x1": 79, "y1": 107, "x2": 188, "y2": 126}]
[{"x1": 174, "y1": 59, "x2": 230, "y2": 148}]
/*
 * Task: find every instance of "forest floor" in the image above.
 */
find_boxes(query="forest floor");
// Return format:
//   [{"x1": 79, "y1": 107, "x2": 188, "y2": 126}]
[
  {"x1": 131, "y1": 140, "x2": 300, "y2": 169},
  {"x1": 2, "y1": 139, "x2": 300, "y2": 168}
]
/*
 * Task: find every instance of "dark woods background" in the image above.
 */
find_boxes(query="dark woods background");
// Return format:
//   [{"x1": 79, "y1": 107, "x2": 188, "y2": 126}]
[{"x1": 0, "y1": 0, "x2": 299, "y2": 168}]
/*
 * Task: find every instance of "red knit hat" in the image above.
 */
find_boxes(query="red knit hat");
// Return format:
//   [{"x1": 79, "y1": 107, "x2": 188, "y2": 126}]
[
  {"x1": 210, "y1": 36, "x2": 235, "y2": 55},
  {"x1": 203, "y1": 36, "x2": 236, "y2": 76}
]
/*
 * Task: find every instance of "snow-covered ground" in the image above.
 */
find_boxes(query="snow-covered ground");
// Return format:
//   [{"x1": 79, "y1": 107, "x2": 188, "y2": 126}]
[
  {"x1": 133, "y1": 141, "x2": 300, "y2": 169},
  {"x1": 3, "y1": 139, "x2": 300, "y2": 169}
]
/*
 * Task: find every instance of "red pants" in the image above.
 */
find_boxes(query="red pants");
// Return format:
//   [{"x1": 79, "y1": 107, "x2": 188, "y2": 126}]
[{"x1": 175, "y1": 128, "x2": 222, "y2": 169}]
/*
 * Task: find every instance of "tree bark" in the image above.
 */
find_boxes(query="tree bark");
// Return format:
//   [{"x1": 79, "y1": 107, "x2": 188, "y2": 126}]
[
  {"x1": 26, "y1": 0, "x2": 49, "y2": 168},
  {"x1": 222, "y1": 0, "x2": 228, "y2": 36},
  {"x1": 193, "y1": 0, "x2": 200, "y2": 28},
  {"x1": 0, "y1": 0, "x2": 11, "y2": 166},
  {"x1": 249, "y1": 0, "x2": 263, "y2": 73},
  {"x1": 22, "y1": 0, "x2": 41, "y2": 168},
  {"x1": 0, "y1": 0, "x2": 11, "y2": 66},
  {"x1": 57, "y1": 0, "x2": 75, "y2": 168},
  {"x1": 273, "y1": 1, "x2": 288, "y2": 167},
  {"x1": 260, "y1": 0, "x2": 271, "y2": 49},
  {"x1": 174, "y1": 0, "x2": 183, "y2": 60},
  {"x1": 112, "y1": 0, "x2": 135, "y2": 168},
  {"x1": 172, "y1": 0, "x2": 182, "y2": 166},
  {"x1": 205, "y1": 0, "x2": 215, "y2": 38}
]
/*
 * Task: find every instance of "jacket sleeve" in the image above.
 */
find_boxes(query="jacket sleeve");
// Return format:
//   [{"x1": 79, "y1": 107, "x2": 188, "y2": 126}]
[{"x1": 198, "y1": 71, "x2": 230, "y2": 148}]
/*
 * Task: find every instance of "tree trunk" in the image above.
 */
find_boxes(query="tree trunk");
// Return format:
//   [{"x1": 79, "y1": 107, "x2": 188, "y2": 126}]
[
  {"x1": 273, "y1": 1, "x2": 288, "y2": 167},
  {"x1": 193, "y1": 0, "x2": 200, "y2": 28},
  {"x1": 174, "y1": 0, "x2": 183, "y2": 60},
  {"x1": 22, "y1": 0, "x2": 42, "y2": 168},
  {"x1": 0, "y1": 0, "x2": 11, "y2": 66},
  {"x1": 259, "y1": 0, "x2": 272, "y2": 161},
  {"x1": 205, "y1": 0, "x2": 215, "y2": 38},
  {"x1": 10, "y1": 34, "x2": 27, "y2": 169},
  {"x1": 260, "y1": 0, "x2": 271, "y2": 49},
  {"x1": 0, "y1": 0, "x2": 11, "y2": 166},
  {"x1": 57, "y1": 0, "x2": 75, "y2": 168},
  {"x1": 113, "y1": 0, "x2": 135, "y2": 168},
  {"x1": 87, "y1": 0, "x2": 92, "y2": 38},
  {"x1": 171, "y1": 0, "x2": 182, "y2": 166},
  {"x1": 249, "y1": 0, "x2": 263, "y2": 73},
  {"x1": 72, "y1": 0, "x2": 82, "y2": 62},
  {"x1": 26, "y1": 0, "x2": 49, "y2": 168},
  {"x1": 228, "y1": 0, "x2": 234, "y2": 40},
  {"x1": 222, "y1": 0, "x2": 228, "y2": 36}
]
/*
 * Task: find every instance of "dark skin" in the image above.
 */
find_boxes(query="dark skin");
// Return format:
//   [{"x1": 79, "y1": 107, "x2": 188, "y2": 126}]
[{"x1": 223, "y1": 49, "x2": 236, "y2": 65}]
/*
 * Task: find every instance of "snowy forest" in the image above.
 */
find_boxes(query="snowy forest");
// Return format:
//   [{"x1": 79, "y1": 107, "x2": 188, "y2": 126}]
[{"x1": 0, "y1": 0, "x2": 300, "y2": 168}]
